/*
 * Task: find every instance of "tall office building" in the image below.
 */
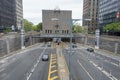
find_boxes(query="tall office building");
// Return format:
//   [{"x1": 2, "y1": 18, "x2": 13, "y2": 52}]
[
  {"x1": 83, "y1": 0, "x2": 99, "y2": 32},
  {"x1": 98, "y1": 0, "x2": 120, "y2": 30},
  {"x1": 15, "y1": 0, "x2": 23, "y2": 30},
  {"x1": 0, "y1": 0, "x2": 23, "y2": 32}
]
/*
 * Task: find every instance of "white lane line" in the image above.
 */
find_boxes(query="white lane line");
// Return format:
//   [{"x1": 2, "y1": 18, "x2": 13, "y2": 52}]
[
  {"x1": 77, "y1": 60, "x2": 94, "y2": 80},
  {"x1": 90, "y1": 60, "x2": 118, "y2": 80},
  {"x1": 27, "y1": 73, "x2": 32, "y2": 80},
  {"x1": 26, "y1": 46, "x2": 47, "y2": 80},
  {"x1": 0, "y1": 68, "x2": 5, "y2": 72},
  {"x1": 95, "y1": 55, "x2": 119, "y2": 67}
]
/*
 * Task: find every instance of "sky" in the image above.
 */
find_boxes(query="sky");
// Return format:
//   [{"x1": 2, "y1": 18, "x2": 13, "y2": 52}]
[{"x1": 23, "y1": 0, "x2": 83, "y2": 25}]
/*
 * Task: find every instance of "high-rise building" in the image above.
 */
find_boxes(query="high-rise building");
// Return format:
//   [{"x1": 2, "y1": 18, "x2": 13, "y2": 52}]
[
  {"x1": 0, "y1": 0, "x2": 23, "y2": 32},
  {"x1": 98, "y1": 0, "x2": 120, "y2": 31},
  {"x1": 15, "y1": 0, "x2": 23, "y2": 30},
  {"x1": 83, "y1": 0, "x2": 99, "y2": 32}
]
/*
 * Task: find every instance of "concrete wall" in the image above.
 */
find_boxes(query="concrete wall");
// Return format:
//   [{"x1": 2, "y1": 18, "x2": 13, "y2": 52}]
[
  {"x1": 0, "y1": 34, "x2": 42, "y2": 57},
  {"x1": 75, "y1": 35, "x2": 120, "y2": 54}
]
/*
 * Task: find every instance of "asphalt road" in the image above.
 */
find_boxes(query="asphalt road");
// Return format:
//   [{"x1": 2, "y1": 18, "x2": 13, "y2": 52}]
[
  {"x1": 0, "y1": 43, "x2": 54, "y2": 80},
  {"x1": 0, "y1": 42, "x2": 120, "y2": 80},
  {"x1": 63, "y1": 44, "x2": 120, "y2": 80}
]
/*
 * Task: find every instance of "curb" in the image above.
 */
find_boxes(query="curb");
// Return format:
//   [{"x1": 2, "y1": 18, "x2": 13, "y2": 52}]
[
  {"x1": 77, "y1": 43, "x2": 120, "y2": 57},
  {"x1": 0, "y1": 43, "x2": 42, "y2": 60}
]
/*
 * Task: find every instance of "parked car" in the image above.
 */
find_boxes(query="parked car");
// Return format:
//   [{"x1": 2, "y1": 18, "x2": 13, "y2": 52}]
[
  {"x1": 42, "y1": 54, "x2": 49, "y2": 61},
  {"x1": 86, "y1": 48, "x2": 94, "y2": 52}
]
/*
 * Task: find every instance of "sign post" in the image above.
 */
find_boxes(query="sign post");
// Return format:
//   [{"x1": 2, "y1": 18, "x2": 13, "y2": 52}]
[{"x1": 95, "y1": 29, "x2": 100, "y2": 49}]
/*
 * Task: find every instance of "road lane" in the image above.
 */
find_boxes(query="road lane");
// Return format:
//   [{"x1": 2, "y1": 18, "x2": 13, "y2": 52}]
[
  {"x1": 77, "y1": 49, "x2": 120, "y2": 80},
  {"x1": 63, "y1": 48, "x2": 111, "y2": 80},
  {"x1": 63, "y1": 49, "x2": 92, "y2": 80},
  {"x1": 0, "y1": 44, "x2": 52, "y2": 80}
]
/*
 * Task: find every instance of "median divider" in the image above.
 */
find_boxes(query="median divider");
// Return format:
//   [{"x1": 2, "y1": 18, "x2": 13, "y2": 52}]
[
  {"x1": 57, "y1": 46, "x2": 69, "y2": 80},
  {"x1": 48, "y1": 53, "x2": 59, "y2": 80}
]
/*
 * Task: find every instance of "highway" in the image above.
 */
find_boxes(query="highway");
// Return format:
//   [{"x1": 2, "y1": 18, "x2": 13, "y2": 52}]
[
  {"x1": 63, "y1": 43, "x2": 120, "y2": 80},
  {"x1": 0, "y1": 43, "x2": 53, "y2": 80},
  {"x1": 0, "y1": 42, "x2": 120, "y2": 80}
]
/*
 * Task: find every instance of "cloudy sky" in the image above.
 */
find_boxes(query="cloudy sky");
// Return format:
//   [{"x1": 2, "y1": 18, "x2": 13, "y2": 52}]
[{"x1": 23, "y1": 0, "x2": 83, "y2": 25}]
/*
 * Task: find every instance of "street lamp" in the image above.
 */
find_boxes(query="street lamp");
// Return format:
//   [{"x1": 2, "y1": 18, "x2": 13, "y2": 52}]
[
  {"x1": 51, "y1": 18, "x2": 91, "y2": 80},
  {"x1": 69, "y1": 18, "x2": 91, "y2": 80},
  {"x1": 20, "y1": 19, "x2": 25, "y2": 49}
]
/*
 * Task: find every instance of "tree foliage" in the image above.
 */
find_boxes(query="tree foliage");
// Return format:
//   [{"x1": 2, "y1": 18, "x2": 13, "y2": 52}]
[
  {"x1": 103, "y1": 22, "x2": 120, "y2": 32},
  {"x1": 24, "y1": 19, "x2": 33, "y2": 32},
  {"x1": 23, "y1": 19, "x2": 42, "y2": 32},
  {"x1": 72, "y1": 24, "x2": 82, "y2": 33},
  {"x1": 36, "y1": 23, "x2": 42, "y2": 31}
]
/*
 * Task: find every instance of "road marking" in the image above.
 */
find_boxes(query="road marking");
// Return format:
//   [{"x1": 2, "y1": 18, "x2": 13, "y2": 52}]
[
  {"x1": 0, "y1": 68, "x2": 5, "y2": 72},
  {"x1": 95, "y1": 55, "x2": 119, "y2": 67},
  {"x1": 48, "y1": 54, "x2": 52, "y2": 80},
  {"x1": 89, "y1": 60, "x2": 118, "y2": 80},
  {"x1": 77, "y1": 60, "x2": 94, "y2": 80},
  {"x1": 52, "y1": 61, "x2": 56, "y2": 64},
  {"x1": 51, "y1": 76, "x2": 59, "y2": 80},
  {"x1": 50, "y1": 70, "x2": 58, "y2": 74},
  {"x1": 27, "y1": 46, "x2": 47, "y2": 80},
  {"x1": 51, "y1": 65, "x2": 56, "y2": 68},
  {"x1": 62, "y1": 54, "x2": 69, "y2": 75},
  {"x1": 48, "y1": 53, "x2": 59, "y2": 80}
]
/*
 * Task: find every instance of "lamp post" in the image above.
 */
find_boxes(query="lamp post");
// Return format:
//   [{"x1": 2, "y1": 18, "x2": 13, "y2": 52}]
[
  {"x1": 20, "y1": 19, "x2": 25, "y2": 49},
  {"x1": 69, "y1": 19, "x2": 91, "y2": 80},
  {"x1": 52, "y1": 18, "x2": 91, "y2": 80}
]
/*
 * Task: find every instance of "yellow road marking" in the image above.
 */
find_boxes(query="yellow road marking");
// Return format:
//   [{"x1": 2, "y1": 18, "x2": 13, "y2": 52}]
[
  {"x1": 48, "y1": 54, "x2": 52, "y2": 80},
  {"x1": 48, "y1": 53, "x2": 59, "y2": 80},
  {"x1": 51, "y1": 76, "x2": 59, "y2": 80},
  {"x1": 52, "y1": 58, "x2": 56, "y2": 61},
  {"x1": 50, "y1": 70, "x2": 58, "y2": 74},
  {"x1": 52, "y1": 61, "x2": 57, "y2": 64},
  {"x1": 51, "y1": 65, "x2": 56, "y2": 68}
]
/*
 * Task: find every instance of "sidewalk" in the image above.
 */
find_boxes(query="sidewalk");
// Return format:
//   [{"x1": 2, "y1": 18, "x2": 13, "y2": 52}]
[{"x1": 77, "y1": 43, "x2": 120, "y2": 61}]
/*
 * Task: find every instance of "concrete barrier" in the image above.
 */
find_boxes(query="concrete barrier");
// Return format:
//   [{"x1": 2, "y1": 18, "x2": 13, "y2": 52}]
[{"x1": 0, "y1": 33, "x2": 42, "y2": 57}]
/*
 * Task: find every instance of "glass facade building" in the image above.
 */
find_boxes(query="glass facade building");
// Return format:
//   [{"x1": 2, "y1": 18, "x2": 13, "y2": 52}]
[
  {"x1": 98, "y1": 0, "x2": 120, "y2": 30},
  {"x1": 0, "y1": 0, "x2": 23, "y2": 32}
]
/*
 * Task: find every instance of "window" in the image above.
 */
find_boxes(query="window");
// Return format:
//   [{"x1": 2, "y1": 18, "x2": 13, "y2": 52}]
[{"x1": 45, "y1": 30, "x2": 47, "y2": 34}]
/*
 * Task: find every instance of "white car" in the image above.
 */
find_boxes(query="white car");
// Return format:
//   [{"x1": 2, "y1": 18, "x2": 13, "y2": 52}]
[{"x1": 42, "y1": 54, "x2": 49, "y2": 61}]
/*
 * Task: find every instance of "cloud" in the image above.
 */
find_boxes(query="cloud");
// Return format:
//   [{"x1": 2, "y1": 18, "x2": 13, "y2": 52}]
[{"x1": 23, "y1": 0, "x2": 83, "y2": 25}]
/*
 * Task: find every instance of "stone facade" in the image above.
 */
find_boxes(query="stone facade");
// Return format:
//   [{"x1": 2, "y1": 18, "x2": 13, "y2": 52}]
[{"x1": 42, "y1": 10, "x2": 72, "y2": 36}]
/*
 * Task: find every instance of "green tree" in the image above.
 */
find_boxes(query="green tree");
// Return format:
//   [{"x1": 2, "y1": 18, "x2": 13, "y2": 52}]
[
  {"x1": 103, "y1": 22, "x2": 120, "y2": 32},
  {"x1": 24, "y1": 19, "x2": 33, "y2": 32},
  {"x1": 32, "y1": 25, "x2": 37, "y2": 31},
  {"x1": 36, "y1": 23, "x2": 42, "y2": 31},
  {"x1": 72, "y1": 24, "x2": 82, "y2": 33}
]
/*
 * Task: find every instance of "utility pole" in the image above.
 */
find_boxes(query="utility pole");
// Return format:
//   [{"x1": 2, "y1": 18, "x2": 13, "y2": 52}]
[
  {"x1": 20, "y1": 20, "x2": 25, "y2": 49},
  {"x1": 95, "y1": 29, "x2": 100, "y2": 49}
]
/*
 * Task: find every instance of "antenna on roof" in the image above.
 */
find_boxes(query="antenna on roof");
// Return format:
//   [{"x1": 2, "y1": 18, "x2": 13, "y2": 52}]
[{"x1": 54, "y1": 6, "x2": 60, "y2": 13}]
